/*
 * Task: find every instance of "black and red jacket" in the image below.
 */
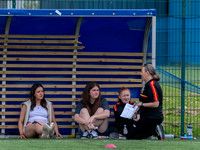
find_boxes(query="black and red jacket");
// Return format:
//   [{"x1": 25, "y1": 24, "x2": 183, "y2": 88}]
[
  {"x1": 113, "y1": 101, "x2": 136, "y2": 134},
  {"x1": 139, "y1": 79, "x2": 163, "y2": 119}
]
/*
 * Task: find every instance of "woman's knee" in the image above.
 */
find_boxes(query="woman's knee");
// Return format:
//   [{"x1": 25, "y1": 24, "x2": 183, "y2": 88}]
[
  {"x1": 24, "y1": 124, "x2": 37, "y2": 138},
  {"x1": 80, "y1": 108, "x2": 90, "y2": 119},
  {"x1": 80, "y1": 108, "x2": 89, "y2": 114},
  {"x1": 95, "y1": 107, "x2": 104, "y2": 114},
  {"x1": 98, "y1": 120, "x2": 108, "y2": 133}
]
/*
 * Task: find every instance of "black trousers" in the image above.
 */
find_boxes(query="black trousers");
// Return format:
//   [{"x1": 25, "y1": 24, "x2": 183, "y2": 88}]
[{"x1": 126, "y1": 117, "x2": 163, "y2": 139}]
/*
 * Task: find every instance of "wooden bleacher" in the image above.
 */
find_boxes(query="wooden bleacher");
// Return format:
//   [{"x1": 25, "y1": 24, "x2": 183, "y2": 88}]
[{"x1": 0, "y1": 34, "x2": 148, "y2": 136}]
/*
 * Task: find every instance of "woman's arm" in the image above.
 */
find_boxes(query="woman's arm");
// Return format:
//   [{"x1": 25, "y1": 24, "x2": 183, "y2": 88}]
[
  {"x1": 74, "y1": 114, "x2": 88, "y2": 125},
  {"x1": 91, "y1": 98, "x2": 110, "y2": 121},
  {"x1": 89, "y1": 109, "x2": 110, "y2": 123},
  {"x1": 136, "y1": 101, "x2": 159, "y2": 108},
  {"x1": 95, "y1": 109, "x2": 110, "y2": 119},
  {"x1": 137, "y1": 81, "x2": 160, "y2": 108},
  {"x1": 18, "y1": 104, "x2": 26, "y2": 139},
  {"x1": 51, "y1": 105, "x2": 63, "y2": 138}
]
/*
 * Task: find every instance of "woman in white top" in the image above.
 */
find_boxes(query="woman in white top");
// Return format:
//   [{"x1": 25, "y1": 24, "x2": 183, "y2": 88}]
[{"x1": 18, "y1": 83, "x2": 63, "y2": 139}]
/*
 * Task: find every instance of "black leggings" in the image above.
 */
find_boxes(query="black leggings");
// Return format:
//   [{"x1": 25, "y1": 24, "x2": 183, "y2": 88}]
[{"x1": 126, "y1": 118, "x2": 163, "y2": 139}]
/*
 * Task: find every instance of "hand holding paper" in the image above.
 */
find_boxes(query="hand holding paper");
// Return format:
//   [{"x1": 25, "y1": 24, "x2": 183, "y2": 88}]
[{"x1": 120, "y1": 103, "x2": 138, "y2": 119}]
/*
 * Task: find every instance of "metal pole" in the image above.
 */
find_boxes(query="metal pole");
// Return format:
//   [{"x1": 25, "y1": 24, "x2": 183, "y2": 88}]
[
  {"x1": 2, "y1": 16, "x2": 12, "y2": 135},
  {"x1": 181, "y1": 0, "x2": 186, "y2": 136},
  {"x1": 12, "y1": 0, "x2": 16, "y2": 8},
  {"x1": 152, "y1": 16, "x2": 156, "y2": 68},
  {"x1": 71, "y1": 17, "x2": 83, "y2": 137}
]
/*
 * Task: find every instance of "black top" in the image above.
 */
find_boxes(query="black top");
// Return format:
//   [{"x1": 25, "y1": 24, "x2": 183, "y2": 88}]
[
  {"x1": 113, "y1": 101, "x2": 136, "y2": 134},
  {"x1": 139, "y1": 79, "x2": 163, "y2": 119},
  {"x1": 75, "y1": 97, "x2": 110, "y2": 114}
]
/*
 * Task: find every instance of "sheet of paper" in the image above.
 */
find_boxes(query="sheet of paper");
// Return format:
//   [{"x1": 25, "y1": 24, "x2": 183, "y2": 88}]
[{"x1": 120, "y1": 103, "x2": 138, "y2": 119}]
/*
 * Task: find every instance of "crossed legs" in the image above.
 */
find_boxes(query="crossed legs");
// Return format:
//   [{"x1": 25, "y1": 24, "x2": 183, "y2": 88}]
[{"x1": 79, "y1": 107, "x2": 108, "y2": 133}]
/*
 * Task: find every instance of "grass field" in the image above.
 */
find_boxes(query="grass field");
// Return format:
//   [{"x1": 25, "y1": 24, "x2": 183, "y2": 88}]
[{"x1": 1, "y1": 138, "x2": 200, "y2": 150}]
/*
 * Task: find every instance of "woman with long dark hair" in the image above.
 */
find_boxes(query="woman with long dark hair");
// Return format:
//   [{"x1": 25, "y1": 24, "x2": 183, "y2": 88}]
[
  {"x1": 18, "y1": 83, "x2": 63, "y2": 139},
  {"x1": 74, "y1": 82, "x2": 110, "y2": 138},
  {"x1": 126, "y1": 64, "x2": 164, "y2": 140}
]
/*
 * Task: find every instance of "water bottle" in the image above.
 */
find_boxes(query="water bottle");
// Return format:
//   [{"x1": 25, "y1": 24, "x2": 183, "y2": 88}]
[
  {"x1": 165, "y1": 134, "x2": 176, "y2": 138},
  {"x1": 187, "y1": 124, "x2": 193, "y2": 137},
  {"x1": 123, "y1": 125, "x2": 128, "y2": 135}
]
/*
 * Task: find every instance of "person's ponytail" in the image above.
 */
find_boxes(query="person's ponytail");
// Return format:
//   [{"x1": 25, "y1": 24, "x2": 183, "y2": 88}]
[{"x1": 153, "y1": 73, "x2": 160, "y2": 81}]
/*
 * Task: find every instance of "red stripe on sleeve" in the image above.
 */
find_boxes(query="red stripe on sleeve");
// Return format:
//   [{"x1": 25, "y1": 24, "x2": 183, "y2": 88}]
[
  {"x1": 113, "y1": 104, "x2": 117, "y2": 111},
  {"x1": 140, "y1": 94, "x2": 148, "y2": 98},
  {"x1": 150, "y1": 81, "x2": 158, "y2": 101}
]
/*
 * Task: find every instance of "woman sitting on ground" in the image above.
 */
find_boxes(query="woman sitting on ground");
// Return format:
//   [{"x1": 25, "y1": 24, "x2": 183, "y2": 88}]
[
  {"x1": 74, "y1": 82, "x2": 110, "y2": 138},
  {"x1": 18, "y1": 83, "x2": 63, "y2": 139}
]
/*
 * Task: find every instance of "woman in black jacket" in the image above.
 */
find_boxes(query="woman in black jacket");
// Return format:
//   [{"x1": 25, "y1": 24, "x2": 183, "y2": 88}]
[
  {"x1": 126, "y1": 64, "x2": 164, "y2": 140},
  {"x1": 113, "y1": 87, "x2": 139, "y2": 136}
]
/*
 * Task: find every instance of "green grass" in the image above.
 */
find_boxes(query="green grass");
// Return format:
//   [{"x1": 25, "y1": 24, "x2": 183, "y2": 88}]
[{"x1": 0, "y1": 138, "x2": 200, "y2": 150}]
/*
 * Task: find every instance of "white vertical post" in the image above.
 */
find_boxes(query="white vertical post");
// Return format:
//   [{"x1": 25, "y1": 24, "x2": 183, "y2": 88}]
[
  {"x1": 1, "y1": 16, "x2": 12, "y2": 135},
  {"x1": 71, "y1": 52, "x2": 77, "y2": 137},
  {"x1": 152, "y1": 16, "x2": 156, "y2": 68},
  {"x1": 7, "y1": 0, "x2": 11, "y2": 8},
  {"x1": 71, "y1": 17, "x2": 83, "y2": 137},
  {"x1": 1, "y1": 49, "x2": 6, "y2": 135},
  {"x1": 141, "y1": 17, "x2": 153, "y2": 89}
]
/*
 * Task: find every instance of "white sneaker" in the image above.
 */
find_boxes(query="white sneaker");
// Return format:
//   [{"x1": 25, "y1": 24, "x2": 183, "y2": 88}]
[
  {"x1": 81, "y1": 131, "x2": 89, "y2": 139},
  {"x1": 49, "y1": 122, "x2": 55, "y2": 138},
  {"x1": 41, "y1": 124, "x2": 50, "y2": 139},
  {"x1": 90, "y1": 130, "x2": 98, "y2": 139}
]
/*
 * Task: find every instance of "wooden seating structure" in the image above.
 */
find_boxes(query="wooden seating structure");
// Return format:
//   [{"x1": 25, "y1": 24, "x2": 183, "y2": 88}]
[{"x1": 0, "y1": 34, "x2": 149, "y2": 135}]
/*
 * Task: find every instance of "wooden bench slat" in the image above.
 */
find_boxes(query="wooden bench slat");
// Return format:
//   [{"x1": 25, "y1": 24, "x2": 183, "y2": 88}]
[
  {"x1": 0, "y1": 105, "x2": 119, "y2": 109},
  {"x1": 0, "y1": 34, "x2": 80, "y2": 38},
  {"x1": 0, "y1": 125, "x2": 79, "y2": 129},
  {"x1": 0, "y1": 84, "x2": 142, "y2": 88},
  {"x1": 0, "y1": 118, "x2": 115, "y2": 123},
  {"x1": 55, "y1": 112, "x2": 75, "y2": 115},
  {"x1": 72, "y1": 78, "x2": 141, "y2": 82},
  {"x1": 0, "y1": 111, "x2": 74, "y2": 115},
  {"x1": 0, "y1": 91, "x2": 118, "y2": 95},
  {"x1": 76, "y1": 52, "x2": 149, "y2": 56},
  {"x1": 0, "y1": 118, "x2": 74, "y2": 122},
  {"x1": 0, "y1": 125, "x2": 18, "y2": 129},
  {"x1": 0, "y1": 57, "x2": 143, "y2": 63},
  {"x1": 0, "y1": 77, "x2": 141, "y2": 82},
  {"x1": 0, "y1": 64, "x2": 142, "y2": 70},
  {"x1": 0, "y1": 51, "x2": 150, "y2": 57},
  {"x1": 58, "y1": 125, "x2": 78, "y2": 128},
  {"x1": 0, "y1": 105, "x2": 20, "y2": 108},
  {"x1": 0, "y1": 51, "x2": 76, "y2": 56},
  {"x1": 108, "y1": 118, "x2": 115, "y2": 122},
  {"x1": 56, "y1": 118, "x2": 74, "y2": 122},
  {"x1": 0, "y1": 71, "x2": 141, "y2": 75},
  {"x1": 0, "y1": 98, "x2": 139, "y2": 102},
  {"x1": 0, "y1": 118, "x2": 19, "y2": 122},
  {"x1": 0, "y1": 98, "x2": 79, "y2": 101},
  {"x1": 0, "y1": 51, "x2": 151, "y2": 57},
  {"x1": 0, "y1": 45, "x2": 84, "y2": 50},
  {"x1": 0, "y1": 105, "x2": 77, "y2": 109},
  {"x1": 0, "y1": 40, "x2": 81, "y2": 44}
]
